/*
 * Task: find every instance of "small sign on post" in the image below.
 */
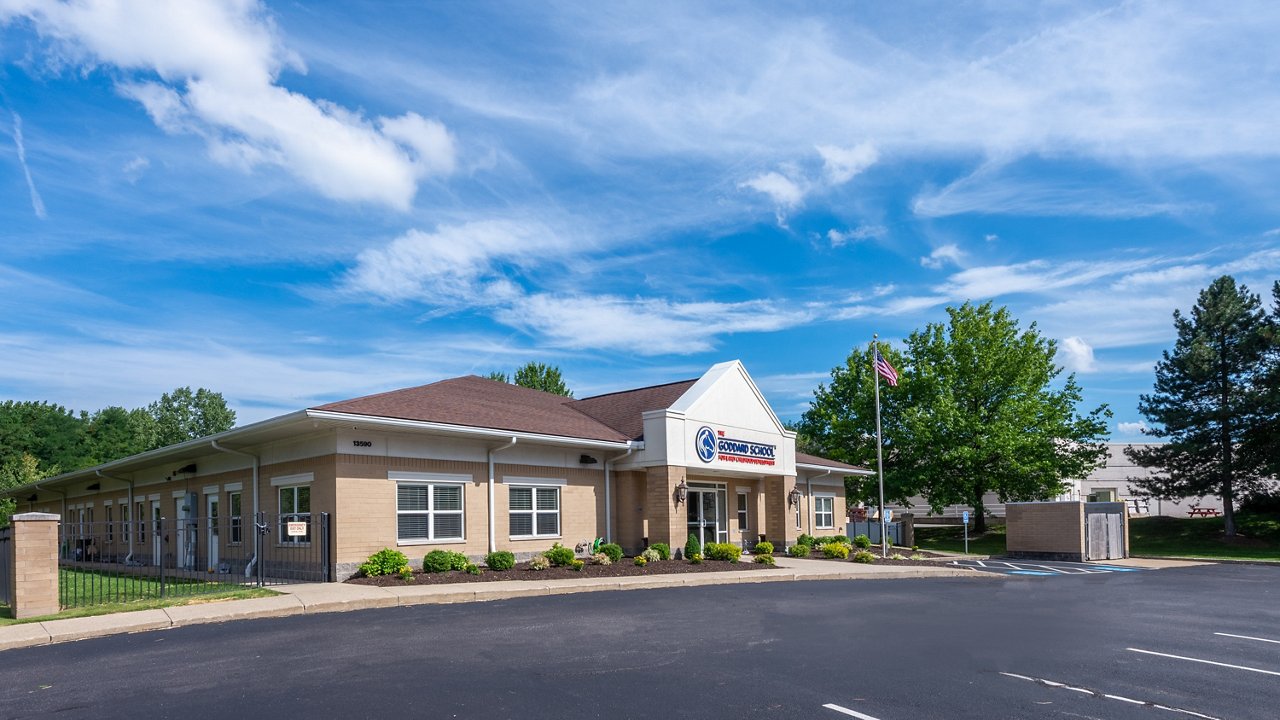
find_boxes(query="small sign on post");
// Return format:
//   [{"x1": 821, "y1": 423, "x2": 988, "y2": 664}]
[
  {"x1": 286, "y1": 521, "x2": 307, "y2": 537},
  {"x1": 962, "y1": 510, "x2": 970, "y2": 554}
]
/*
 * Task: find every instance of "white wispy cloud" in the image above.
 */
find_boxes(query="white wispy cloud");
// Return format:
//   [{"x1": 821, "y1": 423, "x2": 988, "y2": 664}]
[
  {"x1": 2, "y1": 0, "x2": 456, "y2": 210},
  {"x1": 1058, "y1": 336, "x2": 1096, "y2": 373},
  {"x1": 740, "y1": 171, "x2": 805, "y2": 208},
  {"x1": 9, "y1": 110, "x2": 46, "y2": 218},
  {"x1": 920, "y1": 244, "x2": 964, "y2": 269},
  {"x1": 827, "y1": 225, "x2": 886, "y2": 247},
  {"x1": 1116, "y1": 421, "x2": 1148, "y2": 436},
  {"x1": 816, "y1": 142, "x2": 877, "y2": 184}
]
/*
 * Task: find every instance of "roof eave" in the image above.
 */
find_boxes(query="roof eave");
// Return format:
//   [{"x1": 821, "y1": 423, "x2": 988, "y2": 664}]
[{"x1": 305, "y1": 409, "x2": 639, "y2": 451}]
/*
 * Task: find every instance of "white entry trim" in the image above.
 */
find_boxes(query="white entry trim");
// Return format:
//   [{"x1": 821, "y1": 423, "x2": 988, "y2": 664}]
[
  {"x1": 224, "y1": 482, "x2": 243, "y2": 492},
  {"x1": 202, "y1": 485, "x2": 219, "y2": 495},
  {"x1": 389, "y1": 471, "x2": 471, "y2": 484},
  {"x1": 501, "y1": 475, "x2": 567, "y2": 487}
]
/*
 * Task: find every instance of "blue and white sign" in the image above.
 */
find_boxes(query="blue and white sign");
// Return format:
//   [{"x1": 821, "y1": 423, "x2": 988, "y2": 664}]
[
  {"x1": 884, "y1": 509, "x2": 893, "y2": 523},
  {"x1": 693, "y1": 426, "x2": 777, "y2": 467},
  {"x1": 695, "y1": 426, "x2": 718, "y2": 463},
  {"x1": 962, "y1": 510, "x2": 970, "y2": 525}
]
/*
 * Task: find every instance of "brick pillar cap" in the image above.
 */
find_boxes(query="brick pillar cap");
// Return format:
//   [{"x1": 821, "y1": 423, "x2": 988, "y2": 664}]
[{"x1": 11, "y1": 512, "x2": 60, "y2": 521}]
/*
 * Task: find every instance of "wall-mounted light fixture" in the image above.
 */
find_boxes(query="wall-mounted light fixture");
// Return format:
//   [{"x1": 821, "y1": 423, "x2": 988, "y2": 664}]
[
  {"x1": 85, "y1": 482, "x2": 101, "y2": 491},
  {"x1": 674, "y1": 479, "x2": 688, "y2": 507},
  {"x1": 579, "y1": 454, "x2": 598, "y2": 465},
  {"x1": 787, "y1": 486, "x2": 802, "y2": 508}
]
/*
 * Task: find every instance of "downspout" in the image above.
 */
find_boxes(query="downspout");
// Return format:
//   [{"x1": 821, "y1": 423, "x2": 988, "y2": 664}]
[
  {"x1": 604, "y1": 444, "x2": 636, "y2": 544},
  {"x1": 488, "y1": 438, "x2": 518, "y2": 553},
  {"x1": 212, "y1": 440, "x2": 259, "y2": 578},
  {"x1": 96, "y1": 470, "x2": 135, "y2": 564}
]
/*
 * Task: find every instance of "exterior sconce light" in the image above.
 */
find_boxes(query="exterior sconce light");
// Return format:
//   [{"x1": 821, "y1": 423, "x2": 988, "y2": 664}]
[
  {"x1": 674, "y1": 479, "x2": 688, "y2": 506},
  {"x1": 787, "y1": 486, "x2": 802, "y2": 508}
]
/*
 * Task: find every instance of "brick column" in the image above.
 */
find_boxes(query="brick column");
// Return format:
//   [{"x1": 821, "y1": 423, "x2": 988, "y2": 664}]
[
  {"x1": 763, "y1": 475, "x2": 800, "y2": 548},
  {"x1": 645, "y1": 466, "x2": 688, "y2": 554},
  {"x1": 11, "y1": 512, "x2": 60, "y2": 619}
]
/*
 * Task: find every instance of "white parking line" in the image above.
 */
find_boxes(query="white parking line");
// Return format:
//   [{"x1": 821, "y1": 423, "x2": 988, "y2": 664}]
[
  {"x1": 1215, "y1": 632, "x2": 1280, "y2": 645},
  {"x1": 1000, "y1": 672, "x2": 1222, "y2": 719},
  {"x1": 823, "y1": 703, "x2": 881, "y2": 719},
  {"x1": 1127, "y1": 648, "x2": 1280, "y2": 677}
]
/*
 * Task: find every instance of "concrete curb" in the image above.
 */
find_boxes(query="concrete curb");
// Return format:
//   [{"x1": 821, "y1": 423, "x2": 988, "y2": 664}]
[{"x1": 0, "y1": 564, "x2": 983, "y2": 652}]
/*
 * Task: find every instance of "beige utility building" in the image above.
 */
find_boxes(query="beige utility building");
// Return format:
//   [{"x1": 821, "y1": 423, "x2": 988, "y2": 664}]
[{"x1": 8, "y1": 361, "x2": 866, "y2": 579}]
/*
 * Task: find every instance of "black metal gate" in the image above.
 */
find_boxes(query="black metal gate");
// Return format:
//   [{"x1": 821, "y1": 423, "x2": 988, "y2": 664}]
[
  {"x1": 56, "y1": 512, "x2": 332, "y2": 610},
  {"x1": 0, "y1": 526, "x2": 12, "y2": 608}
]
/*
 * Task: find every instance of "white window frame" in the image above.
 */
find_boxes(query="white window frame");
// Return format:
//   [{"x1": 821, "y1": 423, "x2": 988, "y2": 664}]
[
  {"x1": 393, "y1": 472, "x2": 467, "y2": 545},
  {"x1": 228, "y1": 490, "x2": 243, "y2": 545},
  {"x1": 278, "y1": 483, "x2": 311, "y2": 545},
  {"x1": 508, "y1": 485, "x2": 561, "y2": 540},
  {"x1": 814, "y1": 494, "x2": 836, "y2": 530}
]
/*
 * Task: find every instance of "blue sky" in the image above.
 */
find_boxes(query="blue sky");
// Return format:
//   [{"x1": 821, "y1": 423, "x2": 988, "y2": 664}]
[{"x1": 1, "y1": 1, "x2": 1278, "y2": 439}]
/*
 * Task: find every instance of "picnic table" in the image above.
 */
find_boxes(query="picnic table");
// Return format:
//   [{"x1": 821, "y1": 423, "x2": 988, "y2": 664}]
[{"x1": 1187, "y1": 505, "x2": 1221, "y2": 517}]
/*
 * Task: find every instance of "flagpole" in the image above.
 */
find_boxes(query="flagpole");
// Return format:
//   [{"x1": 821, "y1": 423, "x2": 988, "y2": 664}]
[{"x1": 873, "y1": 334, "x2": 887, "y2": 558}]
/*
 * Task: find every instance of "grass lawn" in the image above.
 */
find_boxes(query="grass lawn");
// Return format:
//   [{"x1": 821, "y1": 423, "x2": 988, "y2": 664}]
[
  {"x1": 1, "y1": 567, "x2": 278, "y2": 626},
  {"x1": 914, "y1": 524, "x2": 1007, "y2": 555},
  {"x1": 914, "y1": 513, "x2": 1280, "y2": 562},
  {"x1": 1129, "y1": 513, "x2": 1280, "y2": 562}
]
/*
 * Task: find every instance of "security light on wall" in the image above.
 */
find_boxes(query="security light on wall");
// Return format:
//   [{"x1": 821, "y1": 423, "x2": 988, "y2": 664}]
[
  {"x1": 674, "y1": 479, "x2": 688, "y2": 506},
  {"x1": 579, "y1": 454, "x2": 598, "y2": 465}
]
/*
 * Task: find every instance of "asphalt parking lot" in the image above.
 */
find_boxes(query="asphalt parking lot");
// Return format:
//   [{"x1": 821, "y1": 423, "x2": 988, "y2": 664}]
[
  {"x1": 1, "y1": 562, "x2": 1275, "y2": 719},
  {"x1": 949, "y1": 558, "x2": 1148, "y2": 576}
]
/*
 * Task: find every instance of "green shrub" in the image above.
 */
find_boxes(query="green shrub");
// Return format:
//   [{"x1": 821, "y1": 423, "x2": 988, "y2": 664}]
[
  {"x1": 544, "y1": 542, "x2": 576, "y2": 567},
  {"x1": 398, "y1": 565, "x2": 414, "y2": 581},
  {"x1": 797, "y1": 533, "x2": 816, "y2": 547},
  {"x1": 686, "y1": 532, "x2": 701, "y2": 559},
  {"x1": 852, "y1": 550, "x2": 876, "y2": 564},
  {"x1": 484, "y1": 550, "x2": 516, "y2": 571},
  {"x1": 649, "y1": 543, "x2": 672, "y2": 560},
  {"x1": 911, "y1": 545, "x2": 920, "y2": 552},
  {"x1": 448, "y1": 552, "x2": 469, "y2": 571},
  {"x1": 529, "y1": 555, "x2": 550, "y2": 570},
  {"x1": 753, "y1": 541, "x2": 774, "y2": 556},
  {"x1": 634, "y1": 555, "x2": 648, "y2": 566},
  {"x1": 853, "y1": 534, "x2": 872, "y2": 549},
  {"x1": 571, "y1": 559, "x2": 586, "y2": 571},
  {"x1": 754, "y1": 553, "x2": 776, "y2": 565},
  {"x1": 423, "y1": 550, "x2": 457, "y2": 573},
  {"x1": 829, "y1": 534, "x2": 850, "y2": 545},
  {"x1": 689, "y1": 553, "x2": 703, "y2": 564},
  {"x1": 823, "y1": 543, "x2": 851, "y2": 559},
  {"x1": 909, "y1": 553, "x2": 925, "y2": 560},
  {"x1": 465, "y1": 563, "x2": 482, "y2": 575},
  {"x1": 705, "y1": 542, "x2": 743, "y2": 562},
  {"x1": 890, "y1": 553, "x2": 906, "y2": 560},
  {"x1": 600, "y1": 543, "x2": 624, "y2": 563},
  {"x1": 787, "y1": 543, "x2": 812, "y2": 558},
  {"x1": 640, "y1": 547, "x2": 662, "y2": 562},
  {"x1": 359, "y1": 548, "x2": 409, "y2": 577}
]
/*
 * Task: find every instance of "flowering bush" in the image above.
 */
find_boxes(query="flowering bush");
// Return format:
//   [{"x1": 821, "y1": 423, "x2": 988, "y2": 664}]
[
  {"x1": 852, "y1": 550, "x2": 876, "y2": 564},
  {"x1": 634, "y1": 556, "x2": 648, "y2": 566},
  {"x1": 544, "y1": 543, "x2": 576, "y2": 567},
  {"x1": 529, "y1": 555, "x2": 551, "y2": 570},
  {"x1": 823, "y1": 543, "x2": 851, "y2": 559},
  {"x1": 640, "y1": 547, "x2": 662, "y2": 563},
  {"x1": 688, "y1": 553, "x2": 703, "y2": 564},
  {"x1": 571, "y1": 559, "x2": 586, "y2": 571}
]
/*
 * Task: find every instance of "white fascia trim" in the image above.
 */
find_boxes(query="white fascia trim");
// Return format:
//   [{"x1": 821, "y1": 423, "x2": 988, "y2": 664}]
[
  {"x1": 797, "y1": 463, "x2": 874, "y2": 475},
  {"x1": 307, "y1": 409, "x2": 639, "y2": 451},
  {"x1": 270, "y1": 473, "x2": 314, "y2": 487},
  {"x1": 202, "y1": 485, "x2": 220, "y2": 495},
  {"x1": 390, "y1": 471, "x2": 471, "y2": 484},
  {"x1": 501, "y1": 476, "x2": 567, "y2": 487},
  {"x1": 224, "y1": 483, "x2": 243, "y2": 492}
]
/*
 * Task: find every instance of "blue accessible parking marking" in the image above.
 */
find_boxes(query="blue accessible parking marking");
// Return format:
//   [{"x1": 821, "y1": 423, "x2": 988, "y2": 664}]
[{"x1": 950, "y1": 558, "x2": 1148, "y2": 576}]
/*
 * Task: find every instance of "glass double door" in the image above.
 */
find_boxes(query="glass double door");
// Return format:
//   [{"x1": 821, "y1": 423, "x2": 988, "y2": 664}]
[{"x1": 687, "y1": 485, "x2": 728, "y2": 549}]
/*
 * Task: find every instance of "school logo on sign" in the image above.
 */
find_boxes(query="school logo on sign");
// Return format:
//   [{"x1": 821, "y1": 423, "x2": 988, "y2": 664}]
[
  {"x1": 695, "y1": 426, "x2": 717, "y2": 463},
  {"x1": 693, "y1": 426, "x2": 776, "y2": 467}
]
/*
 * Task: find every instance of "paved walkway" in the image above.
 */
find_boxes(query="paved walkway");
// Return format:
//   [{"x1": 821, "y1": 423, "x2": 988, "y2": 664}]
[{"x1": 0, "y1": 557, "x2": 980, "y2": 652}]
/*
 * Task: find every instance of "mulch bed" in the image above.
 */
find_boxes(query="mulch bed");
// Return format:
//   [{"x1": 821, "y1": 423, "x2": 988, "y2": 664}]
[
  {"x1": 798, "y1": 547, "x2": 954, "y2": 567},
  {"x1": 348, "y1": 558, "x2": 778, "y2": 586}
]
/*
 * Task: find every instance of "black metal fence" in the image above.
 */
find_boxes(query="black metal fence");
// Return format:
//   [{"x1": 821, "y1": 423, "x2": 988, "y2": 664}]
[
  {"x1": 57, "y1": 512, "x2": 331, "y2": 610},
  {"x1": 0, "y1": 526, "x2": 11, "y2": 608}
]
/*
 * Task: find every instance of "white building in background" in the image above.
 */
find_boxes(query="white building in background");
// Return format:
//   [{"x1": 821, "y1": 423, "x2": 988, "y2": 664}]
[{"x1": 889, "y1": 443, "x2": 1225, "y2": 522}]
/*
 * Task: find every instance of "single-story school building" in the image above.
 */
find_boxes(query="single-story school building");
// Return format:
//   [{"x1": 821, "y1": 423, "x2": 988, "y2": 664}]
[{"x1": 5, "y1": 360, "x2": 869, "y2": 579}]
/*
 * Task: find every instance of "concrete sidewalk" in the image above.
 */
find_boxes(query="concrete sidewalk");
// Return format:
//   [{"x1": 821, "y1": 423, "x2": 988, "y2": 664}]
[{"x1": 0, "y1": 559, "x2": 980, "y2": 652}]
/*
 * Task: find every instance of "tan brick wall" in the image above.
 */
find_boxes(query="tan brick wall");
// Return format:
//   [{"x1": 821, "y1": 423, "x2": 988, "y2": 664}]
[
  {"x1": 334, "y1": 454, "x2": 606, "y2": 565},
  {"x1": 613, "y1": 470, "x2": 647, "y2": 553},
  {"x1": 763, "y1": 475, "x2": 799, "y2": 547},
  {"x1": 11, "y1": 513, "x2": 59, "y2": 619},
  {"x1": 645, "y1": 466, "x2": 688, "y2": 552},
  {"x1": 1006, "y1": 502, "x2": 1086, "y2": 560}
]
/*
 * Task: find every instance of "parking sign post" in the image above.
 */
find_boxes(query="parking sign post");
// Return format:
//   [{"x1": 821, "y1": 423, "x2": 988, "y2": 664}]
[{"x1": 962, "y1": 510, "x2": 970, "y2": 554}]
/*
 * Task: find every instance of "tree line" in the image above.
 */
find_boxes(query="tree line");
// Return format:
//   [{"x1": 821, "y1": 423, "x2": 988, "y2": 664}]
[
  {"x1": 0, "y1": 387, "x2": 236, "y2": 523},
  {"x1": 796, "y1": 275, "x2": 1280, "y2": 537}
]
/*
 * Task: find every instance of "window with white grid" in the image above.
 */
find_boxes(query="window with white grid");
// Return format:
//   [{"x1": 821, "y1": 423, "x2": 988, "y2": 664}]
[
  {"x1": 397, "y1": 482, "x2": 465, "y2": 542},
  {"x1": 508, "y1": 486, "x2": 560, "y2": 539}
]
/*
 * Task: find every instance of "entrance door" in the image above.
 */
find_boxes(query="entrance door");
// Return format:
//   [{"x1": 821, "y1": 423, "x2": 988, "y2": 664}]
[
  {"x1": 150, "y1": 500, "x2": 161, "y2": 566},
  {"x1": 206, "y1": 493, "x2": 220, "y2": 572},
  {"x1": 686, "y1": 489, "x2": 726, "y2": 550}
]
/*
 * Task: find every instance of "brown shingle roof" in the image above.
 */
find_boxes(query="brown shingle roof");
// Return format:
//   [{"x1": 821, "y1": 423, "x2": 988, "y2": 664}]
[
  {"x1": 312, "y1": 375, "x2": 629, "y2": 442},
  {"x1": 568, "y1": 379, "x2": 698, "y2": 440},
  {"x1": 795, "y1": 452, "x2": 868, "y2": 472}
]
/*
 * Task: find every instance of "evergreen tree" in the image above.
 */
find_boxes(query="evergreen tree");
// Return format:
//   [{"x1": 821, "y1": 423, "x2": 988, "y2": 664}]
[{"x1": 1128, "y1": 276, "x2": 1272, "y2": 536}]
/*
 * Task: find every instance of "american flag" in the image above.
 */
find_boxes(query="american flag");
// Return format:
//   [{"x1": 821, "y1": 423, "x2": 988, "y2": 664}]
[{"x1": 874, "y1": 350, "x2": 898, "y2": 387}]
